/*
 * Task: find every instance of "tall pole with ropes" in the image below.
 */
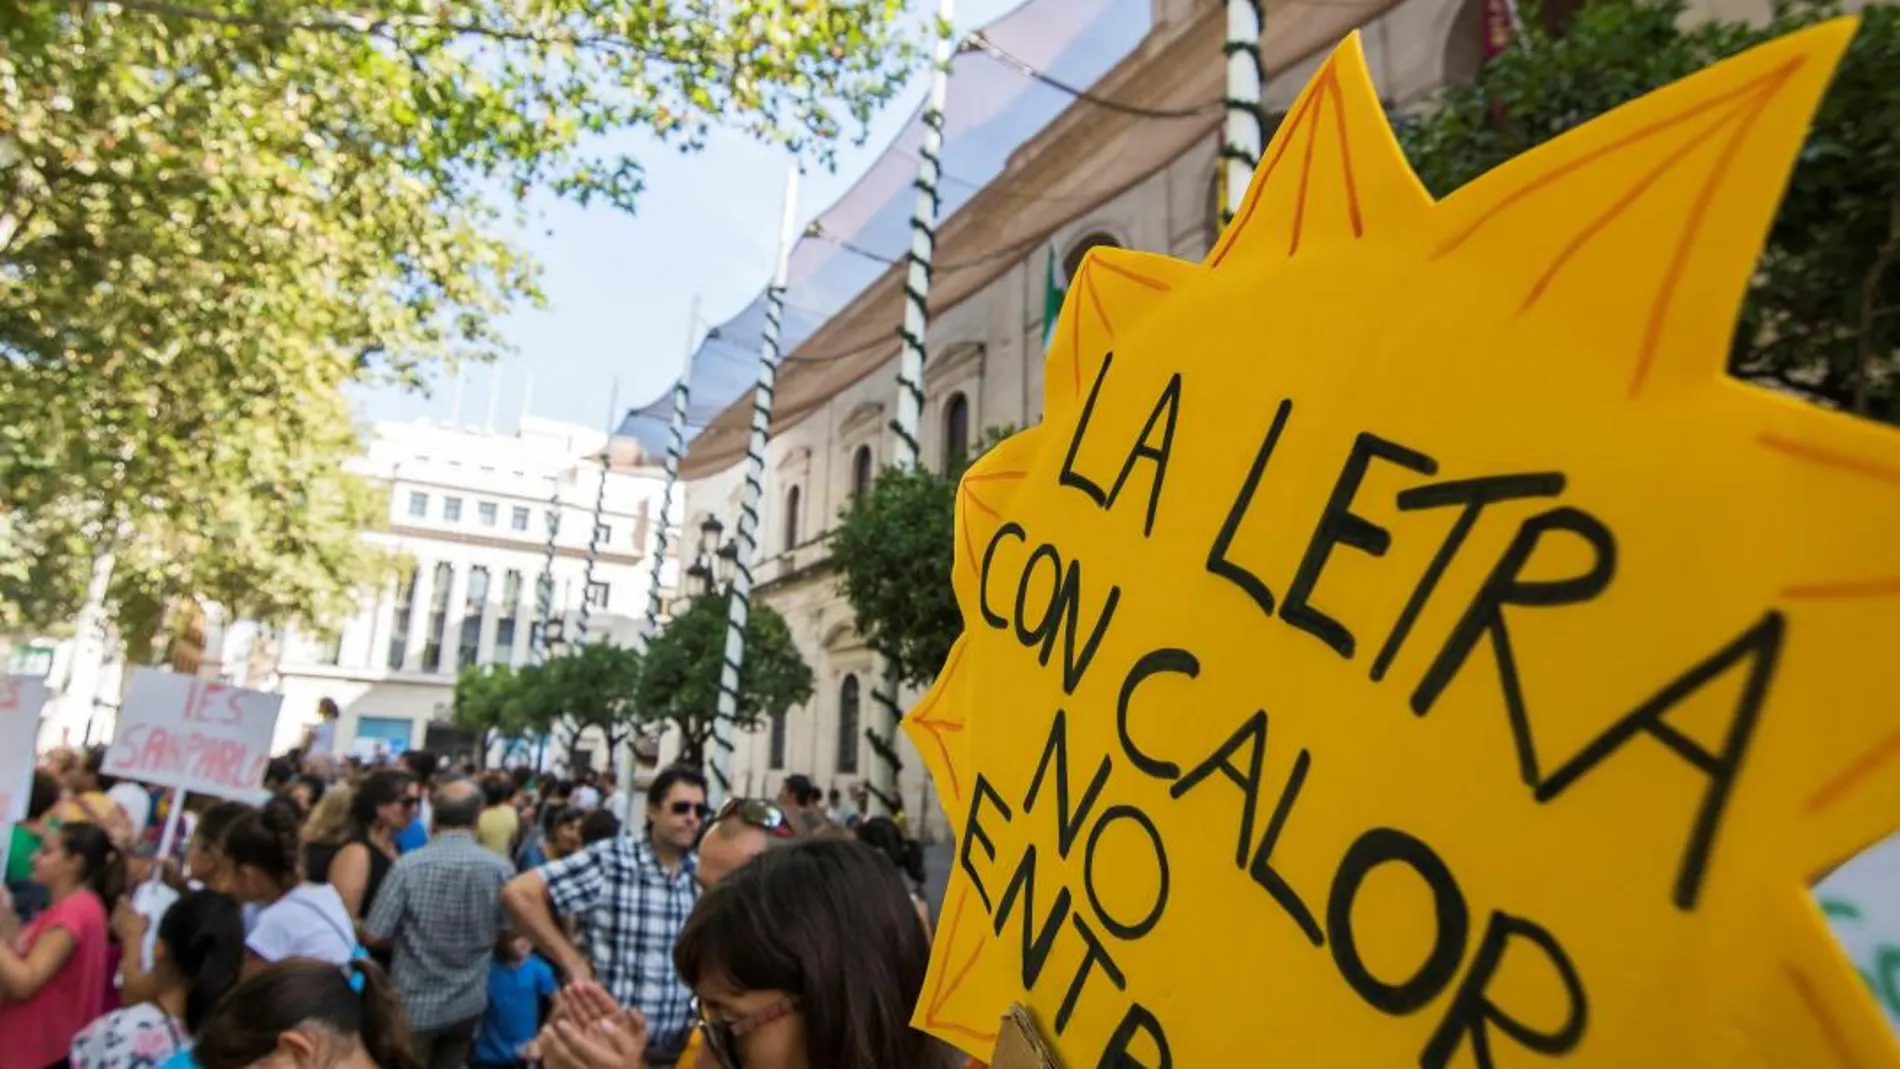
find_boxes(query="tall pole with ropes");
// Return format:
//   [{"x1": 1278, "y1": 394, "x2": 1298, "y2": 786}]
[
  {"x1": 865, "y1": 0, "x2": 956, "y2": 820},
  {"x1": 574, "y1": 380, "x2": 620, "y2": 648},
  {"x1": 639, "y1": 298, "x2": 701, "y2": 656},
  {"x1": 1222, "y1": 0, "x2": 1265, "y2": 223},
  {"x1": 710, "y1": 164, "x2": 800, "y2": 809}
]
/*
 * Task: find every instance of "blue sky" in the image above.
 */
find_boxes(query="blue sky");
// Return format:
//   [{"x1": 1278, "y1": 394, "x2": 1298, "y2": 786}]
[{"x1": 355, "y1": 0, "x2": 1027, "y2": 436}]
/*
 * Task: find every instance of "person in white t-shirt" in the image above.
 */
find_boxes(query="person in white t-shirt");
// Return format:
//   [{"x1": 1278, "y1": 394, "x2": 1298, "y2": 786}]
[
  {"x1": 220, "y1": 798, "x2": 357, "y2": 971},
  {"x1": 569, "y1": 777, "x2": 601, "y2": 814},
  {"x1": 305, "y1": 696, "x2": 341, "y2": 758}
]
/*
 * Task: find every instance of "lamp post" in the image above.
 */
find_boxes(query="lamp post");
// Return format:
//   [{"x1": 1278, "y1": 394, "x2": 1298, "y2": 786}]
[{"x1": 685, "y1": 516, "x2": 729, "y2": 599}]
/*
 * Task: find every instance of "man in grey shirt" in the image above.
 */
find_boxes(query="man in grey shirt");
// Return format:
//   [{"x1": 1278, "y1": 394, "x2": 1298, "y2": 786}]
[{"x1": 367, "y1": 776, "x2": 515, "y2": 1069}]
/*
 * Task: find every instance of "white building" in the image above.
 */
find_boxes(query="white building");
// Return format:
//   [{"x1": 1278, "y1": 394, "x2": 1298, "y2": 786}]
[{"x1": 272, "y1": 416, "x2": 676, "y2": 765}]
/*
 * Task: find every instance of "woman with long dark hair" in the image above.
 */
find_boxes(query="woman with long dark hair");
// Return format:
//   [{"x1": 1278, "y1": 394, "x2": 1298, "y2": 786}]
[
  {"x1": 537, "y1": 838, "x2": 953, "y2": 1069},
  {"x1": 219, "y1": 800, "x2": 355, "y2": 973},
  {"x1": 0, "y1": 822, "x2": 128, "y2": 1069},
  {"x1": 326, "y1": 772, "x2": 409, "y2": 927},
  {"x1": 71, "y1": 891, "x2": 246, "y2": 1069},
  {"x1": 854, "y1": 817, "x2": 932, "y2": 942},
  {"x1": 193, "y1": 959, "x2": 417, "y2": 1069}
]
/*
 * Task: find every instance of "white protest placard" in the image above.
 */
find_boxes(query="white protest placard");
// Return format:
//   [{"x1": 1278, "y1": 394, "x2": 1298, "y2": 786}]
[
  {"x1": 1, "y1": 676, "x2": 51, "y2": 823},
  {"x1": 1816, "y1": 834, "x2": 1900, "y2": 1037},
  {"x1": 103, "y1": 667, "x2": 281, "y2": 802},
  {"x1": 0, "y1": 676, "x2": 52, "y2": 880}
]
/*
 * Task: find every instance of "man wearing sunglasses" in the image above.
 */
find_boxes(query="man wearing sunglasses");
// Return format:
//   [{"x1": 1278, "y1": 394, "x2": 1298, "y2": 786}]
[{"x1": 504, "y1": 765, "x2": 709, "y2": 1065}]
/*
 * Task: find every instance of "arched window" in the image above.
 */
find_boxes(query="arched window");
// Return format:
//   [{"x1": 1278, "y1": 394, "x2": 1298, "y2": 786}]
[
  {"x1": 1061, "y1": 232, "x2": 1123, "y2": 285},
  {"x1": 768, "y1": 711, "x2": 787, "y2": 771},
  {"x1": 783, "y1": 485, "x2": 801, "y2": 551},
  {"x1": 851, "y1": 445, "x2": 874, "y2": 501},
  {"x1": 942, "y1": 392, "x2": 970, "y2": 473},
  {"x1": 836, "y1": 675, "x2": 861, "y2": 774}
]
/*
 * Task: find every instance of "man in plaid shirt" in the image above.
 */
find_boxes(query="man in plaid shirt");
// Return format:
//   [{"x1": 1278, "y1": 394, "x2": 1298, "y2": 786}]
[
  {"x1": 504, "y1": 765, "x2": 708, "y2": 1063},
  {"x1": 366, "y1": 776, "x2": 515, "y2": 1069}
]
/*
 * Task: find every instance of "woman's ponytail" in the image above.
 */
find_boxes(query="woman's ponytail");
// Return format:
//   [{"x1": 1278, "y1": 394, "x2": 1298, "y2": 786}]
[
  {"x1": 160, "y1": 890, "x2": 247, "y2": 1033},
  {"x1": 348, "y1": 959, "x2": 420, "y2": 1069}
]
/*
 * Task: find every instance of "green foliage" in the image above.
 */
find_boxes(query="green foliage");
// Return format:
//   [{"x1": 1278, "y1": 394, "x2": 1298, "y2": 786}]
[
  {"x1": 452, "y1": 663, "x2": 527, "y2": 767},
  {"x1": 1397, "y1": 0, "x2": 1900, "y2": 419},
  {"x1": 523, "y1": 641, "x2": 646, "y2": 757},
  {"x1": 0, "y1": 1, "x2": 916, "y2": 636},
  {"x1": 831, "y1": 427, "x2": 1012, "y2": 687},
  {"x1": 637, "y1": 595, "x2": 814, "y2": 769}
]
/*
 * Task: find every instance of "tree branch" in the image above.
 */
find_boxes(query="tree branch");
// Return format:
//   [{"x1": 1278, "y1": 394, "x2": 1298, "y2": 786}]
[{"x1": 101, "y1": 0, "x2": 685, "y2": 64}]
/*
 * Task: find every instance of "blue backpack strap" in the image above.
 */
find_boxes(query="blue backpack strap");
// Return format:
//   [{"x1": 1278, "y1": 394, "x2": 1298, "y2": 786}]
[{"x1": 157, "y1": 1046, "x2": 198, "y2": 1069}]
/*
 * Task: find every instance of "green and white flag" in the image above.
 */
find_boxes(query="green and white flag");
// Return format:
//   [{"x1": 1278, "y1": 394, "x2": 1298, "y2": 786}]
[{"x1": 1042, "y1": 243, "x2": 1064, "y2": 347}]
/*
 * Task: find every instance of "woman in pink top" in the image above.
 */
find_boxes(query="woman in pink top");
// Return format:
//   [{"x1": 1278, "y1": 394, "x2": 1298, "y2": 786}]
[{"x1": 0, "y1": 822, "x2": 128, "y2": 1069}]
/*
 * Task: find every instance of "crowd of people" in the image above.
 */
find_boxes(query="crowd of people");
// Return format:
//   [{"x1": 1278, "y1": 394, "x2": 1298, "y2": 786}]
[{"x1": 0, "y1": 739, "x2": 971, "y2": 1069}]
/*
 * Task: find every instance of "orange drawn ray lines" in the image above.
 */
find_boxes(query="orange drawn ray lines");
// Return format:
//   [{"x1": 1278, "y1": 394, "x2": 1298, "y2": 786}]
[
  {"x1": 925, "y1": 887, "x2": 999, "y2": 1045},
  {"x1": 1325, "y1": 67, "x2": 1364, "y2": 240},
  {"x1": 909, "y1": 643, "x2": 967, "y2": 729},
  {"x1": 1629, "y1": 69, "x2": 1789, "y2": 398},
  {"x1": 1067, "y1": 289, "x2": 1083, "y2": 393},
  {"x1": 957, "y1": 487, "x2": 1002, "y2": 570},
  {"x1": 1517, "y1": 84, "x2": 1761, "y2": 316},
  {"x1": 1783, "y1": 962, "x2": 1856, "y2": 1067},
  {"x1": 1805, "y1": 725, "x2": 1900, "y2": 814},
  {"x1": 1287, "y1": 66, "x2": 1333, "y2": 257},
  {"x1": 1081, "y1": 262, "x2": 1114, "y2": 338},
  {"x1": 1433, "y1": 58, "x2": 1801, "y2": 260},
  {"x1": 1782, "y1": 576, "x2": 1900, "y2": 600},
  {"x1": 1091, "y1": 257, "x2": 1174, "y2": 292},
  {"x1": 964, "y1": 469, "x2": 1027, "y2": 487},
  {"x1": 1757, "y1": 432, "x2": 1900, "y2": 490},
  {"x1": 1207, "y1": 54, "x2": 1331, "y2": 270}
]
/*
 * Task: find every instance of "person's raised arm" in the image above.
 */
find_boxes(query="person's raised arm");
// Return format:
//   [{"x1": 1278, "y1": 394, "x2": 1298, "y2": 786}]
[
  {"x1": 111, "y1": 898, "x2": 162, "y2": 1004},
  {"x1": 0, "y1": 926, "x2": 74, "y2": 1000},
  {"x1": 503, "y1": 870, "x2": 591, "y2": 984}
]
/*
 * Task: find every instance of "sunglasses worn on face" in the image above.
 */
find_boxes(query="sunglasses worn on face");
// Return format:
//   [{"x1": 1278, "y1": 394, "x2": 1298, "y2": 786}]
[
  {"x1": 667, "y1": 800, "x2": 712, "y2": 818},
  {"x1": 711, "y1": 797, "x2": 795, "y2": 838},
  {"x1": 699, "y1": 995, "x2": 798, "y2": 1069}
]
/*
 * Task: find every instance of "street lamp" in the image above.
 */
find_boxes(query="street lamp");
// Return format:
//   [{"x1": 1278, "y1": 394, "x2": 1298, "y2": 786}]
[
  {"x1": 687, "y1": 515, "x2": 733, "y2": 599},
  {"x1": 543, "y1": 616, "x2": 569, "y2": 659}
]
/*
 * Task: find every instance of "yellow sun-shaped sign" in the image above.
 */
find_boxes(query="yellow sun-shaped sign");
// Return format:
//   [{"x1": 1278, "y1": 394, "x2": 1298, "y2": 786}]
[{"x1": 905, "y1": 19, "x2": 1900, "y2": 1067}]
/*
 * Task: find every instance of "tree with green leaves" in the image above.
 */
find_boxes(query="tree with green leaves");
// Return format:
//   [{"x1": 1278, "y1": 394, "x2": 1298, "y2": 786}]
[
  {"x1": 637, "y1": 595, "x2": 813, "y2": 772},
  {"x1": 830, "y1": 428, "x2": 1011, "y2": 688},
  {"x1": 505, "y1": 642, "x2": 646, "y2": 768},
  {"x1": 0, "y1": 1, "x2": 916, "y2": 640},
  {"x1": 1398, "y1": 0, "x2": 1900, "y2": 419},
  {"x1": 452, "y1": 663, "x2": 527, "y2": 770}
]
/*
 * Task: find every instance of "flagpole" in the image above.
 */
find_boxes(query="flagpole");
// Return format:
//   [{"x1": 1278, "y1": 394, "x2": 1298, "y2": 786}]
[{"x1": 710, "y1": 164, "x2": 800, "y2": 809}]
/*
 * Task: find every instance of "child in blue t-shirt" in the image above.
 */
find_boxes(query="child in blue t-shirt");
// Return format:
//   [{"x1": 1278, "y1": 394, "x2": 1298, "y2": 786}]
[{"x1": 473, "y1": 936, "x2": 559, "y2": 1069}]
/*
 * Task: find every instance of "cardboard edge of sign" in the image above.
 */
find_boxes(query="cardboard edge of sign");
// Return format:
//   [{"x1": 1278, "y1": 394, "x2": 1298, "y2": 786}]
[{"x1": 988, "y1": 1003, "x2": 1061, "y2": 1069}]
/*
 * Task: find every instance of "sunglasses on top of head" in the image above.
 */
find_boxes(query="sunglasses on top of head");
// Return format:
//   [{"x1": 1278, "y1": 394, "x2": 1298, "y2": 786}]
[{"x1": 711, "y1": 797, "x2": 795, "y2": 838}]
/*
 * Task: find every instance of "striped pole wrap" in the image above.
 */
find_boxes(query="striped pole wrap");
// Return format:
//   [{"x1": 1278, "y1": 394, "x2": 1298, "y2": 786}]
[
  {"x1": 1222, "y1": 0, "x2": 1265, "y2": 225},
  {"x1": 530, "y1": 475, "x2": 561, "y2": 665},
  {"x1": 638, "y1": 376, "x2": 690, "y2": 654},
  {"x1": 639, "y1": 300, "x2": 700, "y2": 656},
  {"x1": 575, "y1": 382, "x2": 619, "y2": 648},
  {"x1": 710, "y1": 165, "x2": 800, "y2": 809},
  {"x1": 574, "y1": 447, "x2": 610, "y2": 644},
  {"x1": 868, "y1": 0, "x2": 957, "y2": 820}
]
